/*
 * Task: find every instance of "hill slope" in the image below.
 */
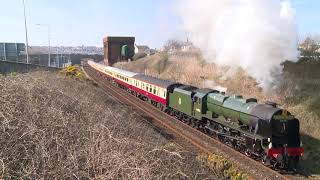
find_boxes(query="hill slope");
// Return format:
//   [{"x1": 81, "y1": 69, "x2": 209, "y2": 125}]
[{"x1": 0, "y1": 71, "x2": 220, "y2": 179}]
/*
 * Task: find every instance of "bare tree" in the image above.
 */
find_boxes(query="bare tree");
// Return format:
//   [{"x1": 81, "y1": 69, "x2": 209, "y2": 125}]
[{"x1": 300, "y1": 35, "x2": 320, "y2": 61}]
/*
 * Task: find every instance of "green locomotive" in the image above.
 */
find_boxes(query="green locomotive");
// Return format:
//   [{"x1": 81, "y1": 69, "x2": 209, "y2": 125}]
[{"x1": 167, "y1": 85, "x2": 303, "y2": 169}]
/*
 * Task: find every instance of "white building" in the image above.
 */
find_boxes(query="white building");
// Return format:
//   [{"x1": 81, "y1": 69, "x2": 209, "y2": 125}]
[{"x1": 134, "y1": 45, "x2": 150, "y2": 54}]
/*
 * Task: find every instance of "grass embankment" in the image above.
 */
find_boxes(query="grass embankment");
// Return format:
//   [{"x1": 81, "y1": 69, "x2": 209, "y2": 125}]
[
  {"x1": 0, "y1": 70, "x2": 229, "y2": 179},
  {"x1": 114, "y1": 52, "x2": 320, "y2": 177}
]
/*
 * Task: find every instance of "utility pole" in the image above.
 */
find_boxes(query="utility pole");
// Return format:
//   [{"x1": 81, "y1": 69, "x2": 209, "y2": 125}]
[
  {"x1": 3, "y1": 43, "x2": 6, "y2": 61},
  {"x1": 48, "y1": 26, "x2": 51, "y2": 67},
  {"x1": 36, "y1": 24, "x2": 51, "y2": 67},
  {"x1": 22, "y1": 0, "x2": 29, "y2": 64},
  {"x1": 200, "y1": 76, "x2": 205, "y2": 88}
]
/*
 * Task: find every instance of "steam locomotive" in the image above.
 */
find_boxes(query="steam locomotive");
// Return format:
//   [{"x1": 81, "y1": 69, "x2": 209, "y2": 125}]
[{"x1": 87, "y1": 60, "x2": 304, "y2": 170}]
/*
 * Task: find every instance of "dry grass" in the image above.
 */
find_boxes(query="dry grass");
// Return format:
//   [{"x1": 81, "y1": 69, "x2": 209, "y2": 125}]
[
  {"x1": 115, "y1": 52, "x2": 320, "y2": 176},
  {"x1": 0, "y1": 71, "x2": 223, "y2": 179}
]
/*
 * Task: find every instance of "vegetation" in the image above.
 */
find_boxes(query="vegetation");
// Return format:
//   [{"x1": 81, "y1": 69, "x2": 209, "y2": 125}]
[
  {"x1": 0, "y1": 71, "x2": 224, "y2": 179},
  {"x1": 132, "y1": 52, "x2": 147, "y2": 61},
  {"x1": 60, "y1": 65, "x2": 83, "y2": 79},
  {"x1": 299, "y1": 35, "x2": 320, "y2": 61},
  {"x1": 198, "y1": 153, "x2": 249, "y2": 180},
  {"x1": 114, "y1": 51, "x2": 320, "y2": 177}
]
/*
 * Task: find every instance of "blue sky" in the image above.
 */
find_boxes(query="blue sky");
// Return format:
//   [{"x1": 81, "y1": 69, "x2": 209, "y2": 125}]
[{"x1": 0, "y1": 0, "x2": 319, "y2": 48}]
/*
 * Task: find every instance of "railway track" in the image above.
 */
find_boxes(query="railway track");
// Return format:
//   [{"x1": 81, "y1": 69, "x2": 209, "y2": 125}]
[{"x1": 84, "y1": 65, "x2": 292, "y2": 180}]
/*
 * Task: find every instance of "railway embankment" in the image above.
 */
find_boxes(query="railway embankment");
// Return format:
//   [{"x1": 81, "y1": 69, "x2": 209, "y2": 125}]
[{"x1": 0, "y1": 70, "x2": 224, "y2": 179}]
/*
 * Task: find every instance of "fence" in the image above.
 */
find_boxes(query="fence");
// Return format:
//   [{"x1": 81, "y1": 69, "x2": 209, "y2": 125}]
[{"x1": 0, "y1": 60, "x2": 59, "y2": 74}]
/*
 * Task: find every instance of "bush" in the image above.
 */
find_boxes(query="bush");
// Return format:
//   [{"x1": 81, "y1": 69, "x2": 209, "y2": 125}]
[{"x1": 132, "y1": 53, "x2": 147, "y2": 61}]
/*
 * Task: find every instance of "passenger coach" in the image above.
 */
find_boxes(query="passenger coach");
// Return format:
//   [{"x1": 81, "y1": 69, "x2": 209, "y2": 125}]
[{"x1": 87, "y1": 60, "x2": 180, "y2": 109}]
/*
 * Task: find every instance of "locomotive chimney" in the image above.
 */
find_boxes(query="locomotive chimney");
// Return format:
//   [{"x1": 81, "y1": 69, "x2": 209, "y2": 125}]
[{"x1": 265, "y1": 101, "x2": 277, "y2": 108}]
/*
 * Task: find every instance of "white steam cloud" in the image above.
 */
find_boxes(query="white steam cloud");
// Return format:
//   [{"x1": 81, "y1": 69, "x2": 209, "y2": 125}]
[{"x1": 177, "y1": 0, "x2": 299, "y2": 90}]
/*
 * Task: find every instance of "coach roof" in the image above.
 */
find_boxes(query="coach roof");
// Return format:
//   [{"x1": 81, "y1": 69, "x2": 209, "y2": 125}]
[
  {"x1": 89, "y1": 60, "x2": 138, "y2": 77},
  {"x1": 104, "y1": 66, "x2": 138, "y2": 77},
  {"x1": 133, "y1": 74, "x2": 178, "y2": 88}
]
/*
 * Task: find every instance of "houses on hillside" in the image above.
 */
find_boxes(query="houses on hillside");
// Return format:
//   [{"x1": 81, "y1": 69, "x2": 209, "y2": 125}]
[
  {"x1": 134, "y1": 44, "x2": 157, "y2": 56},
  {"x1": 162, "y1": 40, "x2": 199, "y2": 55}
]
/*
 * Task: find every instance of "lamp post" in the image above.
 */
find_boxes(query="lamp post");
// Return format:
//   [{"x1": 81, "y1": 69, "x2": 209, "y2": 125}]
[
  {"x1": 22, "y1": 0, "x2": 29, "y2": 64},
  {"x1": 36, "y1": 24, "x2": 51, "y2": 67}
]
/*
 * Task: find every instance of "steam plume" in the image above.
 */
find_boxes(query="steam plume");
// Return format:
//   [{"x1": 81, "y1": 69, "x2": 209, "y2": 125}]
[{"x1": 177, "y1": 0, "x2": 299, "y2": 90}]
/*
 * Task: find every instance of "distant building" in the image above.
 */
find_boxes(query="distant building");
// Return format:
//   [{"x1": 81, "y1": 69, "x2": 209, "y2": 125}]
[
  {"x1": 103, "y1": 36, "x2": 135, "y2": 66},
  {"x1": 135, "y1": 45, "x2": 150, "y2": 54},
  {"x1": 0, "y1": 42, "x2": 26, "y2": 61},
  {"x1": 134, "y1": 45, "x2": 157, "y2": 56},
  {"x1": 51, "y1": 54, "x2": 72, "y2": 68},
  {"x1": 181, "y1": 42, "x2": 194, "y2": 52}
]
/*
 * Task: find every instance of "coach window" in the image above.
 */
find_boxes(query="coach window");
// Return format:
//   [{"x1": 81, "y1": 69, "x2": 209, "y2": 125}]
[
  {"x1": 150, "y1": 86, "x2": 153, "y2": 93},
  {"x1": 146, "y1": 84, "x2": 149, "y2": 91},
  {"x1": 153, "y1": 87, "x2": 156, "y2": 94},
  {"x1": 164, "y1": 92, "x2": 166, "y2": 98}
]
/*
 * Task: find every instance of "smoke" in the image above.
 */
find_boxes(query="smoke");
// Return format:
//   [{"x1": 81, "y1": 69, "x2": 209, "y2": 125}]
[{"x1": 177, "y1": 0, "x2": 299, "y2": 90}]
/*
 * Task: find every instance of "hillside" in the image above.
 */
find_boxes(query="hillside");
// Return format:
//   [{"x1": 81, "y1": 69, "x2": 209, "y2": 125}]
[
  {"x1": 114, "y1": 52, "x2": 320, "y2": 176},
  {"x1": 0, "y1": 71, "x2": 221, "y2": 179}
]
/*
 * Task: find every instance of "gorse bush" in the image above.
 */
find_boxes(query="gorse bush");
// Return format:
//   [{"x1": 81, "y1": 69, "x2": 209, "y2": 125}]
[{"x1": 60, "y1": 65, "x2": 83, "y2": 79}]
